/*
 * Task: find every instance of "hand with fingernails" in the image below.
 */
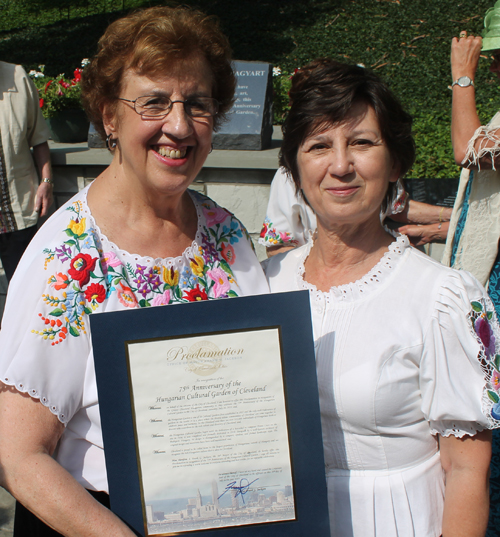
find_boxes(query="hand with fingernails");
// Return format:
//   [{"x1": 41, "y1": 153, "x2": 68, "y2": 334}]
[{"x1": 451, "y1": 30, "x2": 482, "y2": 84}]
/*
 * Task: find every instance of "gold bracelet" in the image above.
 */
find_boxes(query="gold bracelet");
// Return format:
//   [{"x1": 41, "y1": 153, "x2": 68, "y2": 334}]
[
  {"x1": 438, "y1": 207, "x2": 445, "y2": 223},
  {"x1": 42, "y1": 177, "x2": 53, "y2": 185}
]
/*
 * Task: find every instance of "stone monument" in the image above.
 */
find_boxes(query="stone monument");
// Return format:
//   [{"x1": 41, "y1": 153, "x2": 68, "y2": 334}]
[
  {"x1": 212, "y1": 60, "x2": 273, "y2": 150},
  {"x1": 404, "y1": 178, "x2": 459, "y2": 208},
  {"x1": 88, "y1": 60, "x2": 274, "y2": 151}
]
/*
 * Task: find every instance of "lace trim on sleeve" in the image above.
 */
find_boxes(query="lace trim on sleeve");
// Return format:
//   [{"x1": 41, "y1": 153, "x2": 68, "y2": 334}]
[
  {"x1": 1, "y1": 377, "x2": 67, "y2": 423},
  {"x1": 462, "y1": 123, "x2": 500, "y2": 171},
  {"x1": 467, "y1": 296, "x2": 500, "y2": 428},
  {"x1": 430, "y1": 421, "x2": 485, "y2": 438}
]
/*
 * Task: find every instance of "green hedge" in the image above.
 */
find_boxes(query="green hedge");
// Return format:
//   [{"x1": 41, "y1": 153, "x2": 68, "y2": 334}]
[{"x1": 0, "y1": 0, "x2": 498, "y2": 178}]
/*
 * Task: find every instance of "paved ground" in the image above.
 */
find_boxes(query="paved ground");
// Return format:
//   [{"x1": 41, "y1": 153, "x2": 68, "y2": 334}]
[
  {"x1": 0, "y1": 264, "x2": 14, "y2": 537},
  {"x1": 0, "y1": 485, "x2": 14, "y2": 537}
]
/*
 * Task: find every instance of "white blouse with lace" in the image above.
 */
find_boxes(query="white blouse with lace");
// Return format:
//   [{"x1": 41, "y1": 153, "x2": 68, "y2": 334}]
[
  {"x1": 264, "y1": 234, "x2": 500, "y2": 537},
  {"x1": 0, "y1": 184, "x2": 269, "y2": 493}
]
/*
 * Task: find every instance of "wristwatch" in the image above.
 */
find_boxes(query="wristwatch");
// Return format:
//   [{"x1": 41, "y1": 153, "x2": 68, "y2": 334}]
[
  {"x1": 41, "y1": 177, "x2": 53, "y2": 185},
  {"x1": 451, "y1": 76, "x2": 474, "y2": 88}
]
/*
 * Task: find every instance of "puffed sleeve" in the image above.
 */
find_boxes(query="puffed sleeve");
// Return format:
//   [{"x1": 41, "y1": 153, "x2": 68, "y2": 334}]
[
  {"x1": 259, "y1": 167, "x2": 316, "y2": 248},
  {"x1": 420, "y1": 270, "x2": 500, "y2": 437},
  {"x1": 0, "y1": 197, "x2": 102, "y2": 425}
]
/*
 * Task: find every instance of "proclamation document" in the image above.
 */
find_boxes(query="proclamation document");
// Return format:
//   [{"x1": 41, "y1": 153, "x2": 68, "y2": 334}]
[{"x1": 126, "y1": 327, "x2": 295, "y2": 536}]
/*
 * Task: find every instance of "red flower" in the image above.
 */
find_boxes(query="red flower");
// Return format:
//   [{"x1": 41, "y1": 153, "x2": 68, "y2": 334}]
[
  {"x1": 39, "y1": 98, "x2": 44, "y2": 108},
  {"x1": 73, "y1": 68, "x2": 82, "y2": 83},
  {"x1": 117, "y1": 282, "x2": 138, "y2": 308},
  {"x1": 53, "y1": 272, "x2": 69, "y2": 290},
  {"x1": 84, "y1": 283, "x2": 106, "y2": 303},
  {"x1": 59, "y1": 79, "x2": 70, "y2": 89},
  {"x1": 221, "y1": 243, "x2": 235, "y2": 265},
  {"x1": 44, "y1": 80, "x2": 52, "y2": 92},
  {"x1": 260, "y1": 222, "x2": 268, "y2": 238},
  {"x1": 184, "y1": 286, "x2": 208, "y2": 302},
  {"x1": 68, "y1": 253, "x2": 98, "y2": 287}
]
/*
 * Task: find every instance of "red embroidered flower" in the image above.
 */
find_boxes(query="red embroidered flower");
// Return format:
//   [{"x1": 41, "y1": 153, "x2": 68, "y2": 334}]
[
  {"x1": 59, "y1": 79, "x2": 70, "y2": 89},
  {"x1": 260, "y1": 222, "x2": 268, "y2": 238},
  {"x1": 53, "y1": 272, "x2": 70, "y2": 290},
  {"x1": 184, "y1": 286, "x2": 208, "y2": 302},
  {"x1": 221, "y1": 243, "x2": 235, "y2": 265},
  {"x1": 117, "y1": 282, "x2": 138, "y2": 308},
  {"x1": 39, "y1": 98, "x2": 44, "y2": 108},
  {"x1": 84, "y1": 283, "x2": 106, "y2": 303},
  {"x1": 68, "y1": 253, "x2": 98, "y2": 287}
]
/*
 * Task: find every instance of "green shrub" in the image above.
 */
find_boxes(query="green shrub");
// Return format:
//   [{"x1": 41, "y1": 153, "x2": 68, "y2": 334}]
[
  {"x1": 272, "y1": 67, "x2": 292, "y2": 125},
  {"x1": 1, "y1": 0, "x2": 499, "y2": 178}
]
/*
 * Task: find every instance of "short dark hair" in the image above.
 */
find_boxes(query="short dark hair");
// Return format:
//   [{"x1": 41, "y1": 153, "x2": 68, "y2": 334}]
[
  {"x1": 81, "y1": 6, "x2": 236, "y2": 140},
  {"x1": 280, "y1": 58, "x2": 415, "y2": 199}
]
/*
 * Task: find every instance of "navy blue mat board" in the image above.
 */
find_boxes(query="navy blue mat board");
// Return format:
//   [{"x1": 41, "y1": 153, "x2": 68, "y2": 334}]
[{"x1": 90, "y1": 290, "x2": 330, "y2": 536}]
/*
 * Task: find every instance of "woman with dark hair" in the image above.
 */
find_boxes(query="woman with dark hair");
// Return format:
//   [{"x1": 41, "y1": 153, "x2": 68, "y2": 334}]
[
  {"x1": 265, "y1": 58, "x2": 497, "y2": 536},
  {"x1": 0, "y1": 6, "x2": 267, "y2": 536}
]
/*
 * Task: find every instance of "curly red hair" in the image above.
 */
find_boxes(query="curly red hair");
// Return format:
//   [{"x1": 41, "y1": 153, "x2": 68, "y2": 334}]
[{"x1": 81, "y1": 6, "x2": 236, "y2": 140}]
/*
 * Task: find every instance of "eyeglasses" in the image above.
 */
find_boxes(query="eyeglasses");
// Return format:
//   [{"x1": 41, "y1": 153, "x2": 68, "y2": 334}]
[{"x1": 118, "y1": 94, "x2": 219, "y2": 119}]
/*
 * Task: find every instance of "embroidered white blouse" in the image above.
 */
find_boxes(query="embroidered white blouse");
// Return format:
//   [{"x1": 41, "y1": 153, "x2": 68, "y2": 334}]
[
  {"x1": 0, "y1": 185, "x2": 269, "y2": 492},
  {"x1": 264, "y1": 235, "x2": 500, "y2": 537}
]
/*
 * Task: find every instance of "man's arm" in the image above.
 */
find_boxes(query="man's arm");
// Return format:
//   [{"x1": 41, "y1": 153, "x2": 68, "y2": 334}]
[{"x1": 32, "y1": 141, "x2": 53, "y2": 217}]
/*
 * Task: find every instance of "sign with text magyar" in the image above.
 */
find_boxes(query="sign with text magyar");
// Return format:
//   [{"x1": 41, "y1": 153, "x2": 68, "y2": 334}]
[
  {"x1": 212, "y1": 60, "x2": 273, "y2": 150},
  {"x1": 91, "y1": 291, "x2": 330, "y2": 537}
]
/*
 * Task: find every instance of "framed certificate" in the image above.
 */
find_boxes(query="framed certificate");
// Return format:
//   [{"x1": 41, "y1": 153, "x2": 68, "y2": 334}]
[{"x1": 91, "y1": 290, "x2": 330, "y2": 536}]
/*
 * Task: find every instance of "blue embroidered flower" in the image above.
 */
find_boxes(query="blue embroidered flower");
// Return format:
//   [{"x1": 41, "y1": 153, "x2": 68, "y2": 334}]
[
  {"x1": 492, "y1": 402, "x2": 500, "y2": 421},
  {"x1": 222, "y1": 221, "x2": 243, "y2": 244},
  {"x1": 62, "y1": 289, "x2": 76, "y2": 309},
  {"x1": 180, "y1": 266, "x2": 196, "y2": 287},
  {"x1": 81, "y1": 235, "x2": 94, "y2": 250}
]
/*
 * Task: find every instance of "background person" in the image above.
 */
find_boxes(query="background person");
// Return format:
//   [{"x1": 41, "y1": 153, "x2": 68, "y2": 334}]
[
  {"x1": 0, "y1": 7, "x2": 268, "y2": 536},
  {"x1": 0, "y1": 61, "x2": 53, "y2": 282},
  {"x1": 264, "y1": 58, "x2": 497, "y2": 536},
  {"x1": 260, "y1": 166, "x2": 451, "y2": 256},
  {"x1": 441, "y1": 3, "x2": 500, "y2": 531},
  {"x1": 259, "y1": 166, "x2": 316, "y2": 255}
]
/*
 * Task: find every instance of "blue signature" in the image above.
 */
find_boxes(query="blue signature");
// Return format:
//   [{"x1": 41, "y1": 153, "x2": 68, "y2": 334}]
[{"x1": 218, "y1": 478, "x2": 259, "y2": 504}]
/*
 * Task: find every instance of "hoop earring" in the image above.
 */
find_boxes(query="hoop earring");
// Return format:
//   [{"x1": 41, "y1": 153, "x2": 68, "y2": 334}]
[
  {"x1": 106, "y1": 133, "x2": 118, "y2": 151},
  {"x1": 380, "y1": 177, "x2": 408, "y2": 220},
  {"x1": 389, "y1": 178, "x2": 408, "y2": 215}
]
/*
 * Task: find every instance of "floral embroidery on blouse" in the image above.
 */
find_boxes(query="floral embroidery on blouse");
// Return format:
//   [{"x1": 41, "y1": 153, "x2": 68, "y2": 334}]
[
  {"x1": 260, "y1": 217, "x2": 299, "y2": 247},
  {"x1": 469, "y1": 298, "x2": 500, "y2": 425},
  {"x1": 33, "y1": 194, "x2": 245, "y2": 346}
]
